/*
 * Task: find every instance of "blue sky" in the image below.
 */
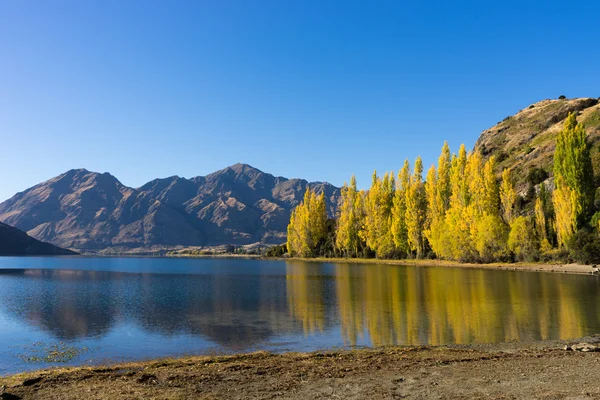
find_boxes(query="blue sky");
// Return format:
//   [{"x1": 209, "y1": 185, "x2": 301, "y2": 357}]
[{"x1": 1, "y1": 0, "x2": 599, "y2": 201}]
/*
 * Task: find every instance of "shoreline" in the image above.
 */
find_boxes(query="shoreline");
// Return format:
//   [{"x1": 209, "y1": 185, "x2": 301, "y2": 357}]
[
  {"x1": 3, "y1": 253, "x2": 597, "y2": 276},
  {"x1": 2, "y1": 337, "x2": 600, "y2": 399},
  {"x1": 283, "y1": 256, "x2": 600, "y2": 275}
]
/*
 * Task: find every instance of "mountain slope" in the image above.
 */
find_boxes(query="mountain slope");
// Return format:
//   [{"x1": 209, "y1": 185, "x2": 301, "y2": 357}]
[
  {"x1": 0, "y1": 222, "x2": 76, "y2": 255},
  {"x1": 0, "y1": 164, "x2": 340, "y2": 251},
  {"x1": 475, "y1": 97, "x2": 600, "y2": 194}
]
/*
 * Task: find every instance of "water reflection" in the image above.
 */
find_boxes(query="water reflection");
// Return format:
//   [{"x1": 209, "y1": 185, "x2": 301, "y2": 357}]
[
  {"x1": 0, "y1": 269, "x2": 119, "y2": 339},
  {"x1": 318, "y1": 264, "x2": 600, "y2": 346},
  {"x1": 1, "y1": 261, "x2": 600, "y2": 353},
  {"x1": 286, "y1": 263, "x2": 327, "y2": 334},
  {"x1": 0, "y1": 268, "x2": 296, "y2": 349},
  {"x1": 284, "y1": 262, "x2": 600, "y2": 346}
]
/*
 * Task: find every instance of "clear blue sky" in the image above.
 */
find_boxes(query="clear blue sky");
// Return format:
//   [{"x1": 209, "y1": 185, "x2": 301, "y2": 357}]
[{"x1": 1, "y1": 0, "x2": 599, "y2": 201}]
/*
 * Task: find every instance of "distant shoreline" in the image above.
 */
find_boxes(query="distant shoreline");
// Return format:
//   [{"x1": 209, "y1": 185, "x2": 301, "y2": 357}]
[
  {"x1": 5, "y1": 253, "x2": 597, "y2": 276},
  {"x1": 166, "y1": 253, "x2": 262, "y2": 259},
  {"x1": 281, "y1": 256, "x2": 599, "y2": 276}
]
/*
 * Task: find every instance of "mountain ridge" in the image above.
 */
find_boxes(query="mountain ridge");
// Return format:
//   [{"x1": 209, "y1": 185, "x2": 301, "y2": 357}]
[
  {"x1": 475, "y1": 97, "x2": 600, "y2": 195},
  {"x1": 0, "y1": 163, "x2": 340, "y2": 252},
  {"x1": 0, "y1": 222, "x2": 76, "y2": 256}
]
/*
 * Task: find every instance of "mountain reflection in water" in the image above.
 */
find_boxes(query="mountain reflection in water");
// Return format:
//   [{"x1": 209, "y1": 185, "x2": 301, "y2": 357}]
[{"x1": 1, "y1": 260, "x2": 600, "y2": 353}]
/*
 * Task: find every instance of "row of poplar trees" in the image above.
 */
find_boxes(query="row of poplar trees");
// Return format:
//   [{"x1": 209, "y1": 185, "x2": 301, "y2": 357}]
[{"x1": 287, "y1": 113, "x2": 597, "y2": 262}]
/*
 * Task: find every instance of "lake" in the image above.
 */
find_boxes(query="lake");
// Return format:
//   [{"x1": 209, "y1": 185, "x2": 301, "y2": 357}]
[{"x1": 1, "y1": 257, "x2": 599, "y2": 375}]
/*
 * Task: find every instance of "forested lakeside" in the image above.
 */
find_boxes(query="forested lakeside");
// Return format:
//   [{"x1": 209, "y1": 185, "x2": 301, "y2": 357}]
[{"x1": 279, "y1": 113, "x2": 600, "y2": 264}]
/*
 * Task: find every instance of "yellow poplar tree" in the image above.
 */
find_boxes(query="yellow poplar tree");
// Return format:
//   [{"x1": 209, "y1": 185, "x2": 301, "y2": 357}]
[
  {"x1": 436, "y1": 141, "x2": 452, "y2": 213},
  {"x1": 310, "y1": 191, "x2": 327, "y2": 250},
  {"x1": 359, "y1": 171, "x2": 395, "y2": 258},
  {"x1": 336, "y1": 175, "x2": 362, "y2": 257},
  {"x1": 391, "y1": 160, "x2": 410, "y2": 255},
  {"x1": 355, "y1": 189, "x2": 367, "y2": 255},
  {"x1": 462, "y1": 150, "x2": 486, "y2": 260},
  {"x1": 466, "y1": 150, "x2": 485, "y2": 215},
  {"x1": 287, "y1": 209, "x2": 300, "y2": 256},
  {"x1": 508, "y1": 216, "x2": 539, "y2": 261},
  {"x1": 405, "y1": 157, "x2": 427, "y2": 258},
  {"x1": 434, "y1": 146, "x2": 507, "y2": 262},
  {"x1": 425, "y1": 142, "x2": 452, "y2": 256},
  {"x1": 500, "y1": 168, "x2": 517, "y2": 225},
  {"x1": 286, "y1": 188, "x2": 327, "y2": 257},
  {"x1": 475, "y1": 213, "x2": 510, "y2": 262},
  {"x1": 425, "y1": 164, "x2": 437, "y2": 234},
  {"x1": 482, "y1": 156, "x2": 500, "y2": 215},
  {"x1": 534, "y1": 183, "x2": 552, "y2": 252},
  {"x1": 553, "y1": 176, "x2": 575, "y2": 249},
  {"x1": 469, "y1": 153, "x2": 509, "y2": 262},
  {"x1": 439, "y1": 145, "x2": 472, "y2": 260}
]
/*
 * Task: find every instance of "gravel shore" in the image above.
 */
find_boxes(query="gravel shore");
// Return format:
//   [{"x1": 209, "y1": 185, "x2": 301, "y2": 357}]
[{"x1": 2, "y1": 338, "x2": 600, "y2": 399}]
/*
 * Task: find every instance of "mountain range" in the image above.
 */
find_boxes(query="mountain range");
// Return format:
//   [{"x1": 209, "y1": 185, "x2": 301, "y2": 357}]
[
  {"x1": 1, "y1": 97, "x2": 598, "y2": 253},
  {"x1": 0, "y1": 163, "x2": 340, "y2": 252}
]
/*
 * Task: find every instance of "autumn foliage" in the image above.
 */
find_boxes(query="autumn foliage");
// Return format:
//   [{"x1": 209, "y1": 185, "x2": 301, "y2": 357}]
[{"x1": 287, "y1": 113, "x2": 599, "y2": 263}]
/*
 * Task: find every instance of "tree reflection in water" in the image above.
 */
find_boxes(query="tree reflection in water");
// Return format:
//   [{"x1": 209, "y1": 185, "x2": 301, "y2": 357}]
[
  {"x1": 1, "y1": 263, "x2": 599, "y2": 352},
  {"x1": 287, "y1": 263, "x2": 600, "y2": 346}
]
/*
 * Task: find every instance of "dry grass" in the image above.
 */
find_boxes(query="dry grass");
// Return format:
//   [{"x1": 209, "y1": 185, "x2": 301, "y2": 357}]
[{"x1": 476, "y1": 97, "x2": 600, "y2": 194}]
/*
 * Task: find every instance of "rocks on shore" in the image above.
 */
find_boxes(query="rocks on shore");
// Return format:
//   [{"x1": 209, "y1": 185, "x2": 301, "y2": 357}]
[{"x1": 564, "y1": 343, "x2": 600, "y2": 352}]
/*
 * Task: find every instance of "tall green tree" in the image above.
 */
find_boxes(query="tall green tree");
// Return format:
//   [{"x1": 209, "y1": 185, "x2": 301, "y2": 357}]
[{"x1": 553, "y1": 112, "x2": 594, "y2": 247}]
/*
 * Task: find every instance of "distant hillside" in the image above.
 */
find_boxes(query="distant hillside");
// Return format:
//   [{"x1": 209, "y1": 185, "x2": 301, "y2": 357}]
[
  {"x1": 0, "y1": 222, "x2": 76, "y2": 256},
  {"x1": 0, "y1": 164, "x2": 340, "y2": 252},
  {"x1": 475, "y1": 97, "x2": 600, "y2": 195}
]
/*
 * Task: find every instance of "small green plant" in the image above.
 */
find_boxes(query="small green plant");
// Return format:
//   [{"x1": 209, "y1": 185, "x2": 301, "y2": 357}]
[
  {"x1": 496, "y1": 152, "x2": 509, "y2": 163},
  {"x1": 12, "y1": 342, "x2": 89, "y2": 363},
  {"x1": 558, "y1": 95, "x2": 566, "y2": 100},
  {"x1": 527, "y1": 167, "x2": 548, "y2": 185}
]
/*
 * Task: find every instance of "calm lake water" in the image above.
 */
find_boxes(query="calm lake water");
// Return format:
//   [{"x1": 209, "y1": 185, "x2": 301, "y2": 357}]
[{"x1": 1, "y1": 257, "x2": 599, "y2": 375}]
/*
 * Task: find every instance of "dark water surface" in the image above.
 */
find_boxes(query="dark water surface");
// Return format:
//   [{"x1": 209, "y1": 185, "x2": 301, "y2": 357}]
[{"x1": 1, "y1": 257, "x2": 599, "y2": 374}]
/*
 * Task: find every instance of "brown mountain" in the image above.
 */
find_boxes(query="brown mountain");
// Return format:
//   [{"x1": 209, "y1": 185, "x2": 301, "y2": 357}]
[
  {"x1": 0, "y1": 164, "x2": 340, "y2": 252},
  {"x1": 0, "y1": 222, "x2": 76, "y2": 255},
  {"x1": 475, "y1": 97, "x2": 600, "y2": 195}
]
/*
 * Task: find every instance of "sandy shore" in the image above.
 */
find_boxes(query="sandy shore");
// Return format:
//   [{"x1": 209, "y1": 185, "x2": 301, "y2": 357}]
[
  {"x1": 284, "y1": 257, "x2": 600, "y2": 275},
  {"x1": 2, "y1": 338, "x2": 600, "y2": 399}
]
